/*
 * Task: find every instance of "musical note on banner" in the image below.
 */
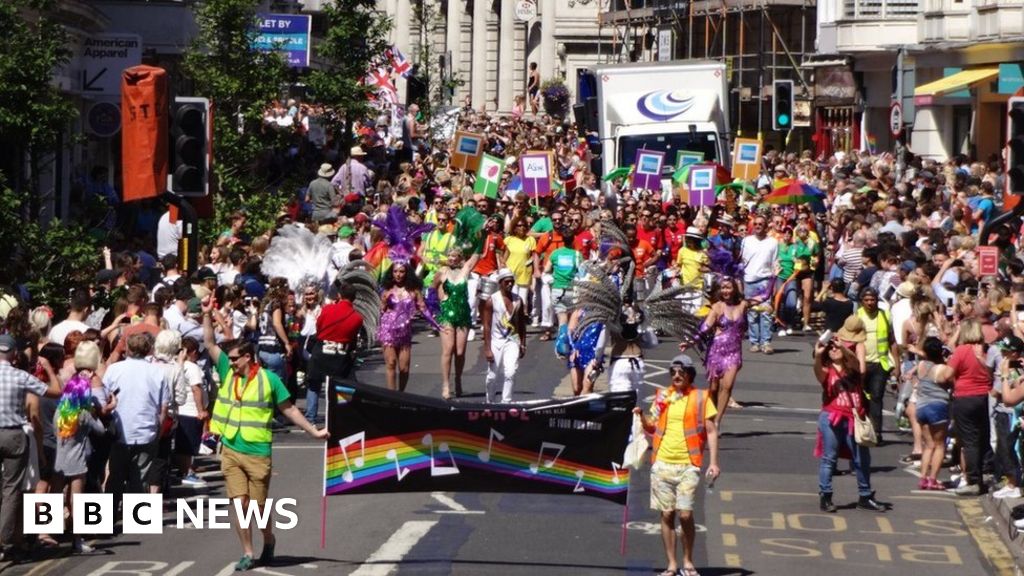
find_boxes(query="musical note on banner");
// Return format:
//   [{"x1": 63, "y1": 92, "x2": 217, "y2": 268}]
[
  {"x1": 529, "y1": 441, "x2": 566, "y2": 474},
  {"x1": 611, "y1": 462, "x2": 623, "y2": 484},
  {"x1": 477, "y1": 428, "x2": 505, "y2": 463},
  {"x1": 338, "y1": 432, "x2": 366, "y2": 483},
  {"x1": 422, "y1": 433, "x2": 460, "y2": 476},
  {"x1": 386, "y1": 449, "x2": 410, "y2": 481},
  {"x1": 573, "y1": 470, "x2": 585, "y2": 493}
]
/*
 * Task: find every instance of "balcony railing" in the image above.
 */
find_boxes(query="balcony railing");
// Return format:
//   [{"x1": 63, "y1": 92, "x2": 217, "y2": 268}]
[{"x1": 842, "y1": 0, "x2": 919, "y2": 18}]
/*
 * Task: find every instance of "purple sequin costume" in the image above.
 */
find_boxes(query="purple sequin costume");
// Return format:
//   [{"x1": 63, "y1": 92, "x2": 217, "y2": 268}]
[
  {"x1": 378, "y1": 293, "x2": 418, "y2": 348},
  {"x1": 705, "y1": 307, "x2": 746, "y2": 381}
]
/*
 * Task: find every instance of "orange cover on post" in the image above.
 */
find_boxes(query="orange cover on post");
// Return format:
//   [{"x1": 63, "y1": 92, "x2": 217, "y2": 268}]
[{"x1": 121, "y1": 65, "x2": 168, "y2": 202}]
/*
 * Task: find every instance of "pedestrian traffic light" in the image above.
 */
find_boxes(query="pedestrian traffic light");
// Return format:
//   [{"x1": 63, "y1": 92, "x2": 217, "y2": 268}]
[
  {"x1": 1007, "y1": 97, "x2": 1024, "y2": 194},
  {"x1": 772, "y1": 79, "x2": 794, "y2": 131},
  {"x1": 169, "y1": 96, "x2": 210, "y2": 196}
]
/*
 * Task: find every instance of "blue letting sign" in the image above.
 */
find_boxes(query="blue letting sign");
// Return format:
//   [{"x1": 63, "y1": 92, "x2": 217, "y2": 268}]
[{"x1": 254, "y1": 13, "x2": 312, "y2": 68}]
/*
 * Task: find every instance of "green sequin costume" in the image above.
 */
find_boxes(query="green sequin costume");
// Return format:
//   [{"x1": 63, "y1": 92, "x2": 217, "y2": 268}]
[{"x1": 438, "y1": 279, "x2": 472, "y2": 328}]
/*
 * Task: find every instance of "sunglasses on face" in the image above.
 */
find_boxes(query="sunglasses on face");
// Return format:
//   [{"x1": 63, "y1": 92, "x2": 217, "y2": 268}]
[{"x1": 228, "y1": 354, "x2": 245, "y2": 361}]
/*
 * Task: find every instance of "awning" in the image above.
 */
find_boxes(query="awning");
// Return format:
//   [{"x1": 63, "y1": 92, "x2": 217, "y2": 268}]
[{"x1": 914, "y1": 68, "x2": 998, "y2": 97}]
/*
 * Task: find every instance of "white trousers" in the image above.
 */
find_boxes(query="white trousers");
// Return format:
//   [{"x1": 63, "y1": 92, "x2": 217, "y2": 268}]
[
  {"x1": 608, "y1": 357, "x2": 645, "y2": 393},
  {"x1": 468, "y1": 272, "x2": 481, "y2": 325},
  {"x1": 485, "y1": 338, "x2": 521, "y2": 403},
  {"x1": 531, "y1": 276, "x2": 553, "y2": 327}
]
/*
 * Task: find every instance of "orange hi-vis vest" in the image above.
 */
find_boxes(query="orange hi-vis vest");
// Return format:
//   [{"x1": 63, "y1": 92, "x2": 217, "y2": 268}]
[{"x1": 651, "y1": 388, "x2": 709, "y2": 466}]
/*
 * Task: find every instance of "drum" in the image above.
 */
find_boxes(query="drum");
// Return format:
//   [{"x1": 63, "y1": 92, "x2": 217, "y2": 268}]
[{"x1": 477, "y1": 277, "x2": 498, "y2": 301}]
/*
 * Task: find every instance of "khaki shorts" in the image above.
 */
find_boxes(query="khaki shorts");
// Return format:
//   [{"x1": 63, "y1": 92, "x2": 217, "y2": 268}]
[
  {"x1": 221, "y1": 445, "x2": 272, "y2": 504},
  {"x1": 650, "y1": 461, "x2": 701, "y2": 512}
]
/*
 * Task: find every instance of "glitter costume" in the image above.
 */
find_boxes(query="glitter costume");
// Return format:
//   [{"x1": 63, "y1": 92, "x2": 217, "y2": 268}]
[
  {"x1": 571, "y1": 321, "x2": 606, "y2": 370},
  {"x1": 377, "y1": 293, "x2": 419, "y2": 348},
  {"x1": 703, "y1": 306, "x2": 746, "y2": 381},
  {"x1": 438, "y1": 279, "x2": 472, "y2": 328}
]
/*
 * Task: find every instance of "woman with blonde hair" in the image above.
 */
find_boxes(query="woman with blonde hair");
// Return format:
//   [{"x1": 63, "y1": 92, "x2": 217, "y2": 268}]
[{"x1": 946, "y1": 319, "x2": 994, "y2": 495}]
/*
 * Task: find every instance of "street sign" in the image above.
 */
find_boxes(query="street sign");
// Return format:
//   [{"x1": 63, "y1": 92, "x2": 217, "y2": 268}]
[
  {"x1": 80, "y1": 34, "x2": 142, "y2": 96},
  {"x1": 86, "y1": 101, "x2": 120, "y2": 138},
  {"x1": 889, "y1": 102, "x2": 903, "y2": 137},
  {"x1": 515, "y1": 0, "x2": 537, "y2": 21}
]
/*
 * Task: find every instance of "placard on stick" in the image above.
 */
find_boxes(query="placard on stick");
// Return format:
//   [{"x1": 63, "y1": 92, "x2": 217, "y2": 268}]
[
  {"x1": 519, "y1": 152, "x2": 552, "y2": 197},
  {"x1": 977, "y1": 246, "x2": 999, "y2": 276},
  {"x1": 731, "y1": 137, "x2": 762, "y2": 181},
  {"x1": 688, "y1": 164, "x2": 717, "y2": 206},
  {"x1": 675, "y1": 150, "x2": 704, "y2": 171},
  {"x1": 632, "y1": 149, "x2": 664, "y2": 191},
  {"x1": 451, "y1": 131, "x2": 484, "y2": 171}
]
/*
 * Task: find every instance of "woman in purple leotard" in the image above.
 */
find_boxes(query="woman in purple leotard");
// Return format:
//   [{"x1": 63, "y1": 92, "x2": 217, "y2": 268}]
[
  {"x1": 378, "y1": 263, "x2": 439, "y2": 392},
  {"x1": 681, "y1": 277, "x2": 747, "y2": 426}
]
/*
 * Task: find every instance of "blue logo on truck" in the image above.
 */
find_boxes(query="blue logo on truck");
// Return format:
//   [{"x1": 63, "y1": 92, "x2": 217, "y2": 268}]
[{"x1": 636, "y1": 90, "x2": 695, "y2": 121}]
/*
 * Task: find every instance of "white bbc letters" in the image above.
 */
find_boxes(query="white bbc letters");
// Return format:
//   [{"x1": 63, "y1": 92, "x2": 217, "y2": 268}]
[
  {"x1": 73, "y1": 493, "x2": 114, "y2": 534},
  {"x1": 22, "y1": 494, "x2": 63, "y2": 535},
  {"x1": 123, "y1": 494, "x2": 163, "y2": 534}
]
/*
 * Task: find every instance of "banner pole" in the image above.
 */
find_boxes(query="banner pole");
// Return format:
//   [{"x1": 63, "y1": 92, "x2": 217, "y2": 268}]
[
  {"x1": 620, "y1": 487, "x2": 630, "y2": 556},
  {"x1": 320, "y1": 495, "x2": 328, "y2": 549}
]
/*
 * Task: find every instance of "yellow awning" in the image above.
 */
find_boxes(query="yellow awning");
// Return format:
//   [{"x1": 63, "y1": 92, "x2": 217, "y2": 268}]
[{"x1": 914, "y1": 68, "x2": 999, "y2": 97}]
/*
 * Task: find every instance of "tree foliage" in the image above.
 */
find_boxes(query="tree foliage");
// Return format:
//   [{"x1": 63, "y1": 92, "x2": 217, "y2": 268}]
[
  {"x1": 183, "y1": 0, "x2": 292, "y2": 243},
  {"x1": 305, "y1": 0, "x2": 392, "y2": 143}
]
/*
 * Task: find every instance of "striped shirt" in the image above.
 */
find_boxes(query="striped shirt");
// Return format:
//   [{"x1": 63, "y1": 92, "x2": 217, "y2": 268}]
[{"x1": 837, "y1": 246, "x2": 864, "y2": 284}]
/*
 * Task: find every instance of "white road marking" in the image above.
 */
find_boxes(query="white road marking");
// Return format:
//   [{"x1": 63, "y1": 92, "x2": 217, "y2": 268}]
[
  {"x1": 430, "y1": 492, "x2": 485, "y2": 514},
  {"x1": 349, "y1": 520, "x2": 439, "y2": 576}
]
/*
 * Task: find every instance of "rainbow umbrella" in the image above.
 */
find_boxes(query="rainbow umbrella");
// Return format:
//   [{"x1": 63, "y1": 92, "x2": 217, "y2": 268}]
[
  {"x1": 763, "y1": 179, "x2": 824, "y2": 205},
  {"x1": 714, "y1": 180, "x2": 757, "y2": 197}
]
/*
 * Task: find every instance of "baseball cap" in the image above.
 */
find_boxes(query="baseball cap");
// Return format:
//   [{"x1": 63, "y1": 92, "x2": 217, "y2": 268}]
[
  {"x1": 0, "y1": 335, "x2": 17, "y2": 354},
  {"x1": 196, "y1": 267, "x2": 218, "y2": 281},
  {"x1": 337, "y1": 225, "x2": 355, "y2": 238},
  {"x1": 999, "y1": 336, "x2": 1024, "y2": 354},
  {"x1": 670, "y1": 354, "x2": 694, "y2": 369}
]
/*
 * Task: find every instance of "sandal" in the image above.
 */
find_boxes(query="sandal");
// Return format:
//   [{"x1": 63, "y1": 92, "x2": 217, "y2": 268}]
[
  {"x1": 658, "y1": 570, "x2": 678, "y2": 576},
  {"x1": 538, "y1": 332, "x2": 552, "y2": 341},
  {"x1": 680, "y1": 568, "x2": 701, "y2": 576}
]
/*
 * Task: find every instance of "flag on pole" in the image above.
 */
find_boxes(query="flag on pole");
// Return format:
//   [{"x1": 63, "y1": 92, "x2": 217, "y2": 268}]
[
  {"x1": 365, "y1": 67, "x2": 397, "y2": 94},
  {"x1": 474, "y1": 154, "x2": 505, "y2": 199}
]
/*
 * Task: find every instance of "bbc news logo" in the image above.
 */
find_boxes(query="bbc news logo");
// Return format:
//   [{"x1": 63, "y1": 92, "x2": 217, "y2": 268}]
[{"x1": 24, "y1": 494, "x2": 299, "y2": 534}]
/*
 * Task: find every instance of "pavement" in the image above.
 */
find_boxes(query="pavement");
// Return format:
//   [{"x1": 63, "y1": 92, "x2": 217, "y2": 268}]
[{"x1": 4, "y1": 324, "x2": 1022, "y2": 575}]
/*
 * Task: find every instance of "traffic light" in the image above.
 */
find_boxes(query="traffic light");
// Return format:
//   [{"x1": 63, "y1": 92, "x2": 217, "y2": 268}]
[
  {"x1": 169, "y1": 96, "x2": 210, "y2": 196},
  {"x1": 772, "y1": 79, "x2": 794, "y2": 131},
  {"x1": 1007, "y1": 97, "x2": 1024, "y2": 194}
]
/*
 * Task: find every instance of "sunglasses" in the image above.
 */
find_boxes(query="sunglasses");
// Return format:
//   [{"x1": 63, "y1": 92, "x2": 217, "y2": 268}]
[
  {"x1": 670, "y1": 367, "x2": 689, "y2": 376},
  {"x1": 227, "y1": 354, "x2": 245, "y2": 361}
]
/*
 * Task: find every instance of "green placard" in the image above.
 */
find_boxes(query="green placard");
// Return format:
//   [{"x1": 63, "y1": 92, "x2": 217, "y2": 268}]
[{"x1": 675, "y1": 150, "x2": 705, "y2": 171}]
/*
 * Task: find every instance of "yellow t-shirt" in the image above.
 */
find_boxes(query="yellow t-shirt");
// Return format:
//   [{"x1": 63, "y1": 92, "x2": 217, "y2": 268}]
[
  {"x1": 504, "y1": 236, "x2": 537, "y2": 286},
  {"x1": 652, "y1": 391, "x2": 718, "y2": 465},
  {"x1": 676, "y1": 246, "x2": 709, "y2": 287}
]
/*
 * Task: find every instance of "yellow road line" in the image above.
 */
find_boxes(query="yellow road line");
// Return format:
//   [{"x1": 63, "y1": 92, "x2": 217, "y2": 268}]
[
  {"x1": 719, "y1": 490, "x2": 733, "y2": 502},
  {"x1": 24, "y1": 556, "x2": 68, "y2": 576},
  {"x1": 724, "y1": 553, "x2": 742, "y2": 567},
  {"x1": 720, "y1": 513, "x2": 735, "y2": 526},
  {"x1": 956, "y1": 499, "x2": 1016, "y2": 576},
  {"x1": 722, "y1": 533, "x2": 737, "y2": 547}
]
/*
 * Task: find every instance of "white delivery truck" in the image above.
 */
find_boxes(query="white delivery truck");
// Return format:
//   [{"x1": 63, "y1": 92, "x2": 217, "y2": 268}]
[{"x1": 595, "y1": 60, "x2": 732, "y2": 186}]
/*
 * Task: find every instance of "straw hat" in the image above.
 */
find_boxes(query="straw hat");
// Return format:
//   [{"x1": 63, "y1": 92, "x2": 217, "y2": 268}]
[
  {"x1": 350, "y1": 146, "x2": 366, "y2": 157},
  {"x1": 837, "y1": 316, "x2": 866, "y2": 343},
  {"x1": 684, "y1": 226, "x2": 704, "y2": 241},
  {"x1": 717, "y1": 214, "x2": 735, "y2": 228},
  {"x1": 317, "y1": 163, "x2": 336, "y2": 178},
  {"x1": 895, "y1": 281, "x2": 917, "y2": 299}
]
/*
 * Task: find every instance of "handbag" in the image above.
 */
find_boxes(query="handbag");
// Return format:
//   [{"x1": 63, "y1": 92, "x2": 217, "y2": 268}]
[
  {"x1": 852, "y1": 409, "x2": 877, "y2": 447},
  {"x1": 623, "y1": 413, "x2": 650, "y2": 470}
]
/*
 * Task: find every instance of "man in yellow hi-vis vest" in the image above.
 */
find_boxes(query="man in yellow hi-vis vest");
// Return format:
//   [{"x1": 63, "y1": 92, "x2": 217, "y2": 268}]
[
  {"x1": 202, "y1": 298, "x2": 328, "y2": 572},
  {"x1": 634, "y1": 355, "x2": 720, "y2": 576}
]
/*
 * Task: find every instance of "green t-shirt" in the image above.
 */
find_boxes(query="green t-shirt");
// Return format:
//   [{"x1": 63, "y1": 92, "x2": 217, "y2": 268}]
[
  {"x1": 531, "y1": 217, "x2": 553, "y2": 234},
  {"x1": 777, "y1": 243, "x2": 795, "y2": 280},
  {"x1": 549, "y1": 247, "x2": 581, "y2": 289},
  {"x1": 215, "y1": 353, "x2": 290, "y2": 457}
]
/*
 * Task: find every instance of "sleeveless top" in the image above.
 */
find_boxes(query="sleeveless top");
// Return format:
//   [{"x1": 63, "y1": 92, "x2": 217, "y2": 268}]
[
  {"x1": 916, "y1": 360, "x2": 950, "y2": 407},
  {"x1": 488, "y1": 290, "x2": 521, "y2": 341}
]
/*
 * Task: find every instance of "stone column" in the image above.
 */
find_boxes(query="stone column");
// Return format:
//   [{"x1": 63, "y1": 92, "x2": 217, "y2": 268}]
[
  {"x1": 446, "y1": 0, "x2": 463, "y2": 105},
  {"x1": 540, "y1": 0, "x2": 556, "y2": 80},
  {"x1": 497, "y1": 0, "x2": 515, "y2": 112},
  {"x1": 471, "y1": 0, "x2": 488, "y2": 110},
  {"x1": 394, "y1": 0, "x2": 411, "y2": 103}
]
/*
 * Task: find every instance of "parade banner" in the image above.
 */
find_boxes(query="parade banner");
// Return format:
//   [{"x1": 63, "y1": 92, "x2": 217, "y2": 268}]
[
  {"x1": 451, "y1": 131, "x2": 485, "y2": 172},
  {"x1": 254, "y1": 13, "x2": 312, "y2": 68},
  {"x1": 519, "y1": 152, "x2": 552, "y2": 198},
  {"x1": 731, "y1": 137, "x2": 763, "y2": 181},
  {"x1": 324, "y1": 381, "x2": 634, "y2": 504},
  {"x1": 474, "y1": 154, "x2": 505, "y2": 199},
  {"x1": 121, "y1": 65, "x2": 168, "y2": 203},
  {"x1": 632, "y1": 149, "x2": 664, "y2": 191}
]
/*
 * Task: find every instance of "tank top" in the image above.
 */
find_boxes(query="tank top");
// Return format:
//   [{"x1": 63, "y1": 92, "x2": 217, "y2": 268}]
[
  {"x1": 916, "y1": 361, "x2": 950, "y2": 407},
  {"x1": 488, "y1": 291, "x2": 520, "y2": 342}
]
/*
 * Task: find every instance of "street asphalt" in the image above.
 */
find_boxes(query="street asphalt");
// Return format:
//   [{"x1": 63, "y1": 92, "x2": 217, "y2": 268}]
[{"x1": 5, "y1": 324, "x2": 1017, "y2": 575}]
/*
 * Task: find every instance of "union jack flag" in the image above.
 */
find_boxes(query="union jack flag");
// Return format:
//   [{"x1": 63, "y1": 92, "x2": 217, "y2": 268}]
[
  {"x1": 364, "y1": 67, "x2": 397, "y2": 94},
  {"x1": 386, "y1": 46, "x2": 413, "y2": 78}
]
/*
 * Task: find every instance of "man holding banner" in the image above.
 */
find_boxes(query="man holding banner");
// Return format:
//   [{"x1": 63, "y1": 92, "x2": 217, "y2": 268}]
[{"x1": 634, "y1": 355, "x2": 720, "y2": 576}]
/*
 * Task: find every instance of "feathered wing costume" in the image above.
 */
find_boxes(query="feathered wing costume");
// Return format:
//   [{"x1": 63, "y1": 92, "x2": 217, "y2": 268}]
[
  {"x1": 333, "y1": 260, "x2": 382, "y2": 344},
  {"x1": 573, "y1": 222, "x2": 706, "y2": 357},
  {"x1": 261, "y1": 224, "x2": 334, "y2": 290},
  {"x1": 452, "y1": 206, "x2": 486, "y2": 255}
]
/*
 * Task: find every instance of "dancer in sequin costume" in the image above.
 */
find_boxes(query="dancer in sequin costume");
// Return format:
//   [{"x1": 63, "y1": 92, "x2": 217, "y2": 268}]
[
  {"x1": 378, "y1": 263, "x2": 440, "y2": 392},
  {"x1": 566, "y1": 307, "x2": 606, "y2": 395},
  {"x1": 433, "y1": 248, "x2": 480, "y2": 399},
  {"x1": 681, "y1": 276, "x2": 747, "y2": 426}
]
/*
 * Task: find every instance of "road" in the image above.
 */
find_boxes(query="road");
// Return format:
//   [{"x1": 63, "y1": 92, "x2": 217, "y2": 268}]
[{"x1": 8, "y1": 328, "x2": 1016, "y2": 575}]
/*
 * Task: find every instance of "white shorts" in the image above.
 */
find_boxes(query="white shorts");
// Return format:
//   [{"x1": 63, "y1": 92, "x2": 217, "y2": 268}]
[{"x1": 608, "y1": 357, "x2": 644, "y2": 393}]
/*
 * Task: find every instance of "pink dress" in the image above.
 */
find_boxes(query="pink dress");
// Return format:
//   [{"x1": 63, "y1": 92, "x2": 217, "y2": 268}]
[
  {"x1": 378, "y1": 293, "x2": 417, "y2": 348},
  {"x1": 704, "y1": 306, "x2": 746, "y2": 380}
]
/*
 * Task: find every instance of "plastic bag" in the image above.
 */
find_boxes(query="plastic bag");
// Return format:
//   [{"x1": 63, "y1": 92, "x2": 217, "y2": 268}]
[{"x1": 623, "y1": 413, "x2": 649, "y2": 470}]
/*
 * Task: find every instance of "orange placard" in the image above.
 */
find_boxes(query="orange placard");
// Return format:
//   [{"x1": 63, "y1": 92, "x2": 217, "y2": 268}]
[
  {"x1": 731, "y1": 137, "x2": 763, "y2": 181},
  {"x1": 450, "y1": 131, "x2": 485, "y2": 172},
  {"x1": 121, "y1": 65, "x2": 168, "y2": 202}
]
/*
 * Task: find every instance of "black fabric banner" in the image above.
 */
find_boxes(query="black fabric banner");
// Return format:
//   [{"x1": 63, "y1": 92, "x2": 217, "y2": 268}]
[{"x1": 324, "y1": 380, "x2": 635, "y2": 504}]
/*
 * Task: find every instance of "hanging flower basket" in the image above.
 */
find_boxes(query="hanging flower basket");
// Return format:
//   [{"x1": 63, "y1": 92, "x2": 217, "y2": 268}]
[{"x1": 541, "y1": 79, "x2": 570, "y2": 118}]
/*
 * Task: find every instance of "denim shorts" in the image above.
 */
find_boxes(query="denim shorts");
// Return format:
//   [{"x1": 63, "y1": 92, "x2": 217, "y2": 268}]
[{"x1": 916, "y1": 402, "x2": 950, "y2": 426}]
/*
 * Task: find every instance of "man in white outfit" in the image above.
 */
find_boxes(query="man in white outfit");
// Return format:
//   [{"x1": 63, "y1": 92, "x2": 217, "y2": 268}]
[{"x1": 482, "y1": 269, "x2": 527, "y2": 403}]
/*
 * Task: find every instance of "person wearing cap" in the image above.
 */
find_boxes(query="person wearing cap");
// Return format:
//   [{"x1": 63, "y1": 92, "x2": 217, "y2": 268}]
[
  {"x1": 331, "y1": 146, "x2": 374, "y2": 197},
  {"x1": 308, "y1": 163, "x2": 341, "y2": 222},
  {"x1": 707, "y1": 213, "x2": 738, "y2": 255},
  {"x1": 633, "y1": 354, "x2": 720, "y2": 576},
  {"x1": 813, "y1": 332, "x2": 885, "y2": 513},
  {"x1": 481, "y1": 269, "x2": 526, "y2": 403},
  {"x1": 675, "y1": 227, "x2": 709, "y2": 312},
  {"x1": 327, "y1": 225, "x2": 357, "y2": 285}
]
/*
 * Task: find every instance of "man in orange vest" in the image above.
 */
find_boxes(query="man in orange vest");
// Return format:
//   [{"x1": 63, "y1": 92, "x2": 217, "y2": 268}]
[{"x1": 634, "y1": 355, "x2": 720, "y2": 576}]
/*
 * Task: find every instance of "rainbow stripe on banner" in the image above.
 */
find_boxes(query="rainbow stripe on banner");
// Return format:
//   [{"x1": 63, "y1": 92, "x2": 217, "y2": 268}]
[{"x1": 325, "y1": 429, "x2": 628, "y2": 497}]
